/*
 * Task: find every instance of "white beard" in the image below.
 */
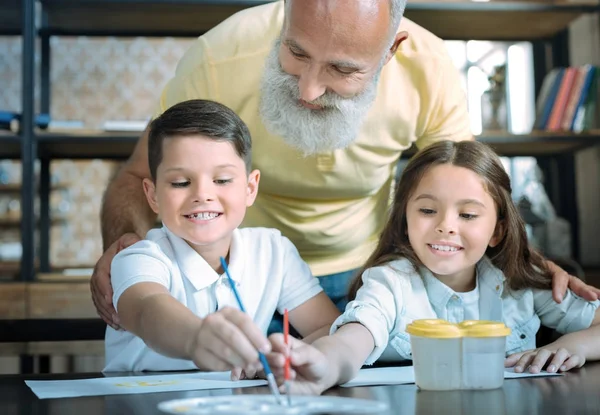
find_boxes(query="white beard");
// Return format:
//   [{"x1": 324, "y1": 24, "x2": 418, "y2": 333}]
[{"x1": 259, "y1": 39, "x2": 381, "y2": 155}]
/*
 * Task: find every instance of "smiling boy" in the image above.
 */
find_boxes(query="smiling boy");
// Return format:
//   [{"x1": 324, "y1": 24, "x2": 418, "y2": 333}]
[{"x1": 103, "y1": 99, "x2": 340, "y2": 373}]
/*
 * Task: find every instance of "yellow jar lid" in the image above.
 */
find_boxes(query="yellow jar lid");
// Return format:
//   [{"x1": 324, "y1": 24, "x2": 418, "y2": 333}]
[
  {"x1": 406, "y1": 319, "x2": 463, "y2": 338},
  {"x1": 459, "y1": 320, "x2": 511, "y2": 337}
]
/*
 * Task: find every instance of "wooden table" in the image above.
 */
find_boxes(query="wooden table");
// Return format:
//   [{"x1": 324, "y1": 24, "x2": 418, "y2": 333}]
[{"x1": 2, "y1": 362, "x2": 600, "y2": 414}]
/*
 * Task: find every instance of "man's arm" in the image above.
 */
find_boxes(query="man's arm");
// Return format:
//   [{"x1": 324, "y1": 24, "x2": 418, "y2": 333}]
[
  {"x1": 101, "y1": 126, "x2": 156, "y2": 250},
  {"x1": 91, "y1": 126, "x2": 156, "y2": 329}
]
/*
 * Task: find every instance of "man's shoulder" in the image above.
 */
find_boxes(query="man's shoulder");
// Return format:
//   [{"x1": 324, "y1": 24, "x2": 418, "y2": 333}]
[
  {"x1": 199, "y1": 2, "x2": 283, "y2": 64},
  {"x1": 395, "y1": 17, "x2": 451, "y2": 62}
]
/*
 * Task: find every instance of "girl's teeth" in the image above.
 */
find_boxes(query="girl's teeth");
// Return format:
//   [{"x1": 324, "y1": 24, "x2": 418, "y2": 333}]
[{"x1": 431, "y1": 244, "x2": 459, "y2": 252}]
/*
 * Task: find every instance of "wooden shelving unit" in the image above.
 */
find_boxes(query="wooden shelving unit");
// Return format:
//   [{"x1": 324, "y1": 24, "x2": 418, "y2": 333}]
[{"x1": 2, "y1": 1, "x2": 599, "y2": 280}]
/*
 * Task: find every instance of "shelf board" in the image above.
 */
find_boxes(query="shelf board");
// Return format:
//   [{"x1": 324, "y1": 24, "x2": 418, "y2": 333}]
[
  {"x1": 0, "y1": 131, "x2": 21, "y2": 159},
  {"x1": 36, "y1": 130, "x2": 139, "y2": 159},
  {"x1": 478, "y1": 130, "x2": 600, "y2": 156},
  {"x1": 0, "y1": 261, "x2": 21, "y2": 279},
  {"x1": 34, "y1": 129, "x2": 600, "y2": 159},
  {"x1": 38, "y1": 1, "x2": 600, "y2": 39},
  {"x1": 0, "y1": 0, "x2": 21, "y2": 36},
  {"x1": 41, "y1": 0, "x2": 273, "y2": 37},
  {"x1": 405, "y1": 2, "x2": 600, "y2": 40},
  {"x1": 0, "y1": 183, "x2": 70, "y2": 193},
  {"x1": 0, "y1": 216, "x2": 68, "y2": 228}
]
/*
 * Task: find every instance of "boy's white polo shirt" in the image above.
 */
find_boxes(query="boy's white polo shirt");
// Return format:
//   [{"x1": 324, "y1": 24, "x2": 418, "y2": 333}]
[{"x1": 104, "y1": 226, "x2": 322, "y2": 372}]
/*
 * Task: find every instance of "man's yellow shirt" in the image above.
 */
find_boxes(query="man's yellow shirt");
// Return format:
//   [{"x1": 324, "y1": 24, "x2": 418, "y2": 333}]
[{"x1": 158, "y1": 1, "x2": 472, "y2": 276}]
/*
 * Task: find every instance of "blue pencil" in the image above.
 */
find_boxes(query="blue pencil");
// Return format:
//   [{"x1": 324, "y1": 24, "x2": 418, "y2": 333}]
[{"x1": 219, "y1": 257, "x2": 285, "y2": 406}]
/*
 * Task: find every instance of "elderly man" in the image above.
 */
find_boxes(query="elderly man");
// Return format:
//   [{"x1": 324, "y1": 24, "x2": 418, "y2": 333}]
[{"x1": 92, "y1": 0, "x2": 599, "y2": 334}]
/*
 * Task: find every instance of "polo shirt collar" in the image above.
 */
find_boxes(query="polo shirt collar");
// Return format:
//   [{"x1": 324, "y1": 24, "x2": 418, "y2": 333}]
[{"x1": 163, "y1": 225, "x2": 245, "y2": 291}]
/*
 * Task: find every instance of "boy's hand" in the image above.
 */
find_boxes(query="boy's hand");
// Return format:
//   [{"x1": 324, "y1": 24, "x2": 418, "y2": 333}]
[
  {"x1": 505, "y1": 346, "x2": 585, "y2": 374},
  {"x1": 230, "y1": 366, "x2": 265, "y2": 381},
  {"x1": 267, "y1": 333, "x2": 331, "y2": 395},
  {"x1": 188, "y1": 307, "x2": 271, "y2": 372}
]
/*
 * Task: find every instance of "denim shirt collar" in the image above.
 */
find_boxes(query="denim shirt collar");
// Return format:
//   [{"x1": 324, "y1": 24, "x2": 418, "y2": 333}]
[{"x1": 420, "y1": 256, "x2": 505, "y2": 321}]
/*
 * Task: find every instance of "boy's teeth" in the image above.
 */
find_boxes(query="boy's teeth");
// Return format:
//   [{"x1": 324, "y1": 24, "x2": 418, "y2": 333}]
[
  {"x1": 431, "y1": 244, "x2": 459, "y2": 252},
  {"x1": 189, "y1": 212, "x2": 219, "y2": 220}
]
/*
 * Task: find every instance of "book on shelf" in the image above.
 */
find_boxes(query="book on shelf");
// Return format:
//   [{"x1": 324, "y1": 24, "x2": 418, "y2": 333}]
[{"x1": 534, "y1": 65, "x2": 598, "y2": 133}]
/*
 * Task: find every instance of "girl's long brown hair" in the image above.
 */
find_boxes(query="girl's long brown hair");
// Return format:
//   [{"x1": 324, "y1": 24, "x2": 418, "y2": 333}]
[{"x1": 348, "y1": 140, "x2": 551, "y2": 300}]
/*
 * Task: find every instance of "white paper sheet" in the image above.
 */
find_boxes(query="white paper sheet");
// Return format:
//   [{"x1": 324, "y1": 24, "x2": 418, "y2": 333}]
[
  {"x1": 25, "y1": 371, "x2": 267, "y2": 399},
  {"x1": 341, "y1": 366, "x2": 562, "y2": 387}
]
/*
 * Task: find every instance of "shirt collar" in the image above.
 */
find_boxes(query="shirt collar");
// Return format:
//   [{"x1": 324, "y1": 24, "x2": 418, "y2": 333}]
[
  {"x1": 162, "y1": 225, "x2": 245, "y2": 291},
  {"x1": 419, "y1": 265, "x2": 458, "y2": 310},
  {"x1": 476, "y1": 256, "x2": 506, "y2": 295},
  {"x1": 419, "y1": 256, "x2": 505, "y2": 309}
]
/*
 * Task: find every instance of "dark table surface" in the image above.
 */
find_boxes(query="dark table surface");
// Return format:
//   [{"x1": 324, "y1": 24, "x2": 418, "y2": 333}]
[{"x1": 2, "y1": 363, "x2": 600, "y2": 415}]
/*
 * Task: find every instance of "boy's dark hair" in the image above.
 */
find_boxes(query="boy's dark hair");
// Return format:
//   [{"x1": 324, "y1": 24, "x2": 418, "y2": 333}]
[
  {"x1": 148, "y1": 99, "x2": 252, "y2": 181},
  {"x1": 349, "y1": 140, "x2": 552, "y2": 300}
]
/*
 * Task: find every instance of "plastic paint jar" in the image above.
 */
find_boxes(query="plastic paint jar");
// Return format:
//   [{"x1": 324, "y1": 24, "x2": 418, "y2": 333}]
[
  {"x1": 407, "y1": 319, "x2": 511, "y2": 391},
  {"x1": 459, "y1": 320, "x2": 510, "y2": 389},
  {"x1": 406, "y1": 319, "x2": 463, "y2": 390}
]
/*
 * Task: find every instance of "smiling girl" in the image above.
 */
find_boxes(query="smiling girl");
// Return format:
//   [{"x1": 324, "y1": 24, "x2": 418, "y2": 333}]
[{"x1": 267, "y1": 140, "x2": 600, "y2": 395}]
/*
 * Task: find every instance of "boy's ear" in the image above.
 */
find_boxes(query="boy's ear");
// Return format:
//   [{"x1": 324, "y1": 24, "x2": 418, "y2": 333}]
[
  {"x1": 246, "y1": 169, "x2": 261, "y2": 207},
  {"x1": 142, "y1": 178, "x2": 160, "y2": 214},
  {"x1": 489, "y1": 220, "x2": 506, "y2": 248}
]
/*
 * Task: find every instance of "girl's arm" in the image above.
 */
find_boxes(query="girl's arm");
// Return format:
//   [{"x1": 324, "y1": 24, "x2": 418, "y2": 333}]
[
  {"x1": 267, "y1": 322, "x2": 375, "y2": 395},
  {"x1": 506, "y1": 308, "x2": 600, "y2": 373}
]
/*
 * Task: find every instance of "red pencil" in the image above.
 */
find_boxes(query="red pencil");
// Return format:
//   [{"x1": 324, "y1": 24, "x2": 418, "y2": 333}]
[{"x1": 284, "y1": 309, "x2": 291, "y2": 405}]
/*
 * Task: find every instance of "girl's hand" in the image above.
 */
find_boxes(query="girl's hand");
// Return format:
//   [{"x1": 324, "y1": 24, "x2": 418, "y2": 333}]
[
  {"x1": 267, "y1": 333, "x2": 332, "y2": 395},
  {"x1": 505, "y1": 347, "x2": 586, "y2": 374}
]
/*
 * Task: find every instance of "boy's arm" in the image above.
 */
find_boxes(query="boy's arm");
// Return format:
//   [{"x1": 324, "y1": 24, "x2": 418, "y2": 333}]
[
  {"x1": 288, "y1": 292, "x2": 341, "y2": 344},
  {"x1": 118, "y1": 282, "x2": 271, "y2": 371}
]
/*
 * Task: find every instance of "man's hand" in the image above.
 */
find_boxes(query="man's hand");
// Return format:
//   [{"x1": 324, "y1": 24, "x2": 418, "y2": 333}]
[
  {"x1": 547, "y1": 260, "x2": 600, "y2": 303},
  {"x1": 267, "y1": 333, "x2": 332, "y2": 395},
  {"x1": 188, "y1": 307, "x2": 270, "y2": 373},
  {"x1": 90, "y1": 232, "x2": 141, "y2": 329}
]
